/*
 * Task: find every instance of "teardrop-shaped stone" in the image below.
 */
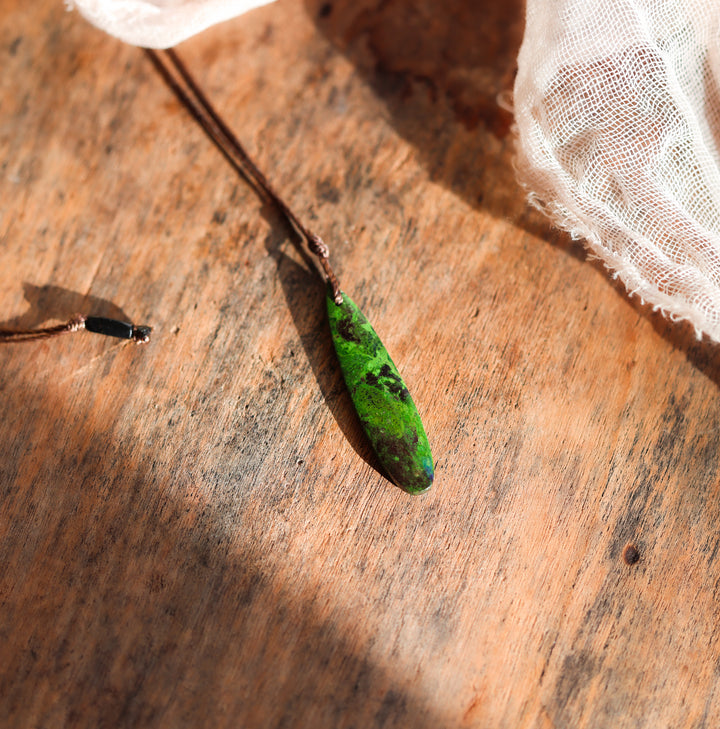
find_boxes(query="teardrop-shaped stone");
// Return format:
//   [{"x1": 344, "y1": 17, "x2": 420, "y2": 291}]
[{"x1": 327, "y1": 291, "x2": 434, "y2": 494}]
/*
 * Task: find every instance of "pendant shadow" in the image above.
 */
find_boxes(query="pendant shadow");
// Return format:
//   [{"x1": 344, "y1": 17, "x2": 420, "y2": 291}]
[{"x1": 262, "y1": 222, "x2": 390, "y2": 485}]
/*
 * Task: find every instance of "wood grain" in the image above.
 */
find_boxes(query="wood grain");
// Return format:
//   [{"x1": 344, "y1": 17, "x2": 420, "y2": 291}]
[{"x1": 2, "y1": 0, "x2": 720, "y2": 727}]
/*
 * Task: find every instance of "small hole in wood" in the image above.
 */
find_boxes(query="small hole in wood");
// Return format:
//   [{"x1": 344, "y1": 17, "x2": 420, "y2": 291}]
[{"x1": 622, "y1": 542, "x2": 640, "y2": 565}]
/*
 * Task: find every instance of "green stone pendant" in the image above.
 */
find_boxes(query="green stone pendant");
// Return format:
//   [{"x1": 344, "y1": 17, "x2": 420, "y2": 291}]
[{"x1": 327, "y1": 291, "x2": 434, "y2": 494}]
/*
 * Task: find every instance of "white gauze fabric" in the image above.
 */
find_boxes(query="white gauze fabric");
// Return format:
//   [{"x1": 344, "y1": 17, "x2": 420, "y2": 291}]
[
  {"x1": 67, "y1": 0, "x2": 272, "y2": 48},
  {"x1": 514, "y1": 0, "x2": 720, "y2": 340}
]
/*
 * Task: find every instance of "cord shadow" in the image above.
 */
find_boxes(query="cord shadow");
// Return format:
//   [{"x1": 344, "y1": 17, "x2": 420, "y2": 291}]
[
  {"x1": 0, "y1": 283, "x2": 134, "y2": 330},
  {"x1": 266, "y1": 237, "x2": 391, "y2": 483},
  {"x1": 144, "y1": 48, "x2": 391, "y2": 485}
]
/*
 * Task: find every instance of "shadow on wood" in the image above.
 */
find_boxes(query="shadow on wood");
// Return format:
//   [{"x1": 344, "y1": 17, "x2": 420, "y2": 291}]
[
  {"x1": 0, "y1": 365, "x2": 443, "y2": 727},
  {"x1": 608, "y1": 273, "x2": 720, "y2": 390},
  {"x1": 303, "y1": 0, "x2": 535, "y2": 229}
]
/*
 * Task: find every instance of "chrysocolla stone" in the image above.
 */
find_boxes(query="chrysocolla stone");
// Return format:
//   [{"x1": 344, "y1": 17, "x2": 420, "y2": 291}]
[{"x1": 327, "y1": 291, "x2": 434, "y2": 494}]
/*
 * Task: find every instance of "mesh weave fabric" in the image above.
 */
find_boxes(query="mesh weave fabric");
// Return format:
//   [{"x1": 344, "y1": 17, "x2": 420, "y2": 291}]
[{"x1": 514, "y1": 0, "x2": 720, "y2": 340}]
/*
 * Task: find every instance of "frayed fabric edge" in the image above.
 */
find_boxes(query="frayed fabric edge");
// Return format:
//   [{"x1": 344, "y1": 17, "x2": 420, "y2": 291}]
[{"x1": 524, "y1": 191, "x2": 718, "y2": 343}]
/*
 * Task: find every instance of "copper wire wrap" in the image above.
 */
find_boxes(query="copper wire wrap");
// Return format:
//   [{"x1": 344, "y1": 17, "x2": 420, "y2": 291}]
[{"x1": 0, "y1": 315, "x2": 86, "y2": 343}]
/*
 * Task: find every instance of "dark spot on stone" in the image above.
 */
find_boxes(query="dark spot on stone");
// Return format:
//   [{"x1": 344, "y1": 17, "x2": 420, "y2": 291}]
[
  {"x1": 377, "y1": 364, "x2": 409, "y2": 400},
  {"x1": 9, "y1": 36, "x2": 22, "y2": 56},
  {"x1": 212, "y1": 210, "x2": 227, "y2": 224},
  {"x1": 622, "y1": 543, "x2": 640, "y2": 565},
  {"x1": 374, "y1": 430, "x2": 408, "y2": 460},
  {"x1": 386, "y1": 380, "x2": 410, "y2": 401},
  {"x1": 337, "y1": 315, "x2": 361, "y2": 344},
  {"x1": 318, "y1": 2, "x2": 333, "y2": 18},
  {"x1": 365, "y1": 371, "x2": 379, "y2": 386}
]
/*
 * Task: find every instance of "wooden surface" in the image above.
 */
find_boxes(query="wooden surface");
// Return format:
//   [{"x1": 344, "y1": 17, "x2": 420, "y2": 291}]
[{"x1": 2, "y1": 1, "x2": 720, "y2": 727}]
